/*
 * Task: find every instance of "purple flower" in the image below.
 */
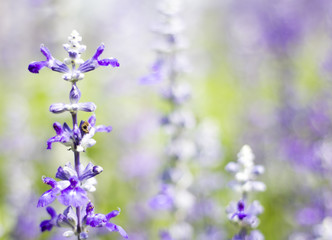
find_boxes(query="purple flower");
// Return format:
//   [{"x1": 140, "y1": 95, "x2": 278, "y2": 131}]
[
  {"x1": 76, "y1": 115, "x2": 112, "y2": 152},
  {"x1": 37, "y1": 177, "x2": 70, "y2": 207},
  {"x1": 149, "y1": 184, "x2": 174, "y2": 210},
  {"x1": 139, "y1": 59, "x2": 164, "y2": 84},
  {"x1": 296, "y1": 206, "x2": 324, "y2": 226},
  {"x1": 233, "y1": 230, "x2": 264, "y2": 240},
  {"x1": 49, "y1": 102, "x2": 96, "y2": 114},
  {"x1": 57, "y1": 206, "x2": 77, "y2": 229},
  {"x1": 85, "y1": 202, "x2": 128, "y2": 239},
  {"x1": 56, "y1": 162, "x2": 102, "y2": 192},
  {"x1": 58, "y1": 176, "x2": 88, "y2": 207},
  {"x1": 77, "y1": 44, "x2": 119, "y2": 73},
  {"x1": 69, "y1": 84, "x2": 81, "y2": 103},
  {"x1": 28, "y1": 31, "x2": 119, "y2": 83},
  {"x1": 28, "y1": 45, "x2": 69, "y2": 74},
  {"x1": 47, "y1": 122, "x2": 74, "y2": 150},
  {"x1": 47, "y1": 115, "x2": 111, "y2": 152},
  {"x1": 40, "y1": 207, "x2": 58, "y2": 232},
  {"x1": 79, "y1": 163, "x2": 103, "y2": 182},
  {"x1": 159, "y1": 230, "x2": 173, "y2": 240},
  {"x1": 226, "y1": 200, "x2": 263, "y2": 228}
]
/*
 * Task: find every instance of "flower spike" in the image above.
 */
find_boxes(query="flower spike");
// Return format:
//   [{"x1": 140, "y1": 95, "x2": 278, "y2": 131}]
[{"x1": 29, "y1": 31, "x2": 126, "y2": 239}]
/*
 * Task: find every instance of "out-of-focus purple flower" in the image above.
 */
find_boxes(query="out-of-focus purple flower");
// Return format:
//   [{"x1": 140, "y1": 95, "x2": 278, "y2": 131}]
[
  {"x1": 11, "y1": 196, "x2": 41, "y2": 240},
  {"x1": 279, "y1": 100, "x2": 332, "y2": 171},
  {"x1": 282, "y1": 137, "x2": 321, "y2": 171},
  {"x1": 196, "y1": 226, "x2": 225, "y2": 240},
  {"x1": 189, "y1": 198, "x2": 221, "y2": 222},
  {"x1": 166, "y1": 138, "x2": 196, "y2": 161},
  {"x1": 149, "y1": 184, "x2": 174, "y2": 210},
  {"x1": 226, "y1": 200, "x2": 263, "y2": 228},
  {"x1": 166, "y1": 222, "x2": 193, "y2": 240},
  {"x1": 120, "y1": 152, "x2": 159, "y2": 179},
  {"x1": 229, "y1": 0, "x2": 330, "y2": 55},
  {"x1": 40, "y1": 207, "x2": 58, "y2": 232},
  {"x1": 296, "y1": 206, "x2": 324, "y2": 226},
  {"x1": 161, "y1": 109, "x2": 195, "y2": 130},
  {"x1": 233, "y1": 230, "x2": 264, "y2": 240},
  {"x1": 140, "y1": 59, "x2": 164, "y2": 84},
  {"x1": 159, "y1": 230, "x2": 173, "y2": 240},
  {"x1": 289, "y1": 232, "x2": 313, "y2": 240},
  {"x1": 257, "y1": 8, "x2": 303, "y2": 53},
  {"x1": 85, "y1": 202, "x2": 128, "y2": 239},
  {"x1": 225, "y1": 145, "x2": 266, "y2": 193},
  {"x1": 161, "y1": 83, "x2": 191, "y2": 104}
]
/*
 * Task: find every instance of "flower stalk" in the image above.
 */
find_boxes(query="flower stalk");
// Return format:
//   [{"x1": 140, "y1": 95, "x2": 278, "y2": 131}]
[
  {"x1": 28, "y1": 30, "x2": 127, "y2": 239},
  {"x1": 225, "y1": 145, "x2": 266, "y2": 240}
]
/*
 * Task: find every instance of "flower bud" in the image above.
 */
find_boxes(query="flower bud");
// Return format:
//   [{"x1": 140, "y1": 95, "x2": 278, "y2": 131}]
[{"x1": 69, "y1": 84, "x2": 81, "y2": 103}]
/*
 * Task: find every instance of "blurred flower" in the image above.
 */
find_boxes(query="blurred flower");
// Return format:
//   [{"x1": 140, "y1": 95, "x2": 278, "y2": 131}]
[
  {"x1": 314, "y1": 217, "x2": 332, "y2": 240},
  {"x1": 226, "y1": 145, "x2": 265, "y2": 239},
  {"x1": 233, "y1": 230, "x2": 264, "y2": 240},
  {"x1": 225, "y1": 145, "x2": 266, "y2": 193},
  {"x1": 296, "y1": 206, "x2": 324, "y2": 226},
  {"x1": 226, "y1": 200, "x2": 263, "y2": 228},
  {"x1": 149, "y1": 184, "x2": 174, "y2": 210}
]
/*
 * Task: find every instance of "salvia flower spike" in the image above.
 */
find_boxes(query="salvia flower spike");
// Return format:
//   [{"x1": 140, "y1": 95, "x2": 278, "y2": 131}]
[
  {"x1": 28, "y1": 30, "x2": 127, "y2": 239},
  {"x1": 225, "y1": 145, "x2": 265, "y2": 240}
]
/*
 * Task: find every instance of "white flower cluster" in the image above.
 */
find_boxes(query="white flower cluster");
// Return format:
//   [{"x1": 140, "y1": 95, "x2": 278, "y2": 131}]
[
  {"x1": 225, "y1": 145, "x2": 266, "y2": 193},
  {"x1": 63, "y1": 30, "x2": 86, "y2": 66},
  {"x1": 62, "y1": 30, "x2": 86, "y2": 81}
]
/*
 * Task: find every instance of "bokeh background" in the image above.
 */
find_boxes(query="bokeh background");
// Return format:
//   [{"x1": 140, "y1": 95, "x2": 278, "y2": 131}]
[{"x1": 1, "y1": 0, "x2": 332, "y2": 239}]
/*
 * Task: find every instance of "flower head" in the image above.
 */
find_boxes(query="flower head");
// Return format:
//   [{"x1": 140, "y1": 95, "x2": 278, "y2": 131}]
[
  {"x1": 76, "y1": 115, "x2": 112, "y2": 152},
  {"x1": 149, "y1": 184, "x2": 174, "y2": 210},
  {"x1": 37, "y1": 177, "x2": 70, "y2": 207},
  {"x1": 85, "y1": 202, "x2": 128, "y2": 239},
  {"x1": 28, "y1": 30, "x2": 119, "y2": 83},
  {"x1": 28, "y1": 45, "x2": 69, "y2": 74},
  {"x1": 225, "y1": 145, "x2": 266, "y2": 193},
  {"x1": 47, "y1": 115, "x2": 111, "y2": 151},
  {"x1": 40, "y1": 207, "x2": 58, "y2": 232},
  {"x1": 49, "y1": 102, "x2": 96, "y2": 114},
  {"x1": 226, "y1": 200, "x2": 264, "y2": 228},
  {"x1": 58, "y1": 176, "x2": 88, "y2": 207},
  {"x1": 56, "y1": 162, "x2": 102, "y2": 192},
  {"x1": 47, "y1": 122, "x2": 74, "y2": 150}
]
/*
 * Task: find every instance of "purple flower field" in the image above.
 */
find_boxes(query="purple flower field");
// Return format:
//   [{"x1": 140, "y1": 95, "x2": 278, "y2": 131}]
[{"x1": 0, "y1": 0, "x2": 332, "y2": 239}]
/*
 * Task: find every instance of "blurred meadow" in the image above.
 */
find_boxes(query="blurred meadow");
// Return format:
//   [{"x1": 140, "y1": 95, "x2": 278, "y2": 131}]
[{"x1": 1, "y1": 0, "x2": 332, "y2": 239}]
